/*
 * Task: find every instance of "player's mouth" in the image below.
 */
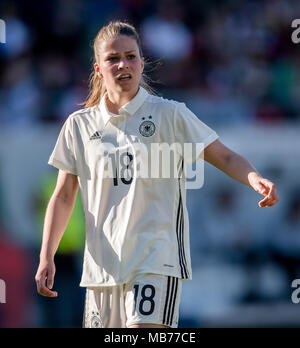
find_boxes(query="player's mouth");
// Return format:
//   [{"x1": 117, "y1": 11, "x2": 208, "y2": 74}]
[{"x1": 116, "y1": 74, "x2": 132, "y2": 81}]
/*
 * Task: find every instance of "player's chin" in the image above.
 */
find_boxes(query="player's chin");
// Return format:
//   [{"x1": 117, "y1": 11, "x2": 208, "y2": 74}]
[{"x1": 116, "y1": 78, "x2": 137, "y2": 89}]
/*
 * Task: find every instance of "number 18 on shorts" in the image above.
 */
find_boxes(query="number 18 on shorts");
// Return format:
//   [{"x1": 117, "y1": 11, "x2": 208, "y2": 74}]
[{"x1": 83, "y1": 273, "x2": 182, "y2": 328}]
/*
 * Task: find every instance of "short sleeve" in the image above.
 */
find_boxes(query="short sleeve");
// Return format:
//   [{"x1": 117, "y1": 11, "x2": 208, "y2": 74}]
[
  {"x1": 48, "y1": 116, "x2": 77, "y2": 175},
  {"x1": 174, "y1": 102, "x2": 219, "y2": 163}
]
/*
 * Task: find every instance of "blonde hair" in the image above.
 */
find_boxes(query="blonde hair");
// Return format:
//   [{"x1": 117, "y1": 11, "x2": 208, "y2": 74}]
[{"x1": 82, "y1": 21, "x2": 155, "y2": 108}]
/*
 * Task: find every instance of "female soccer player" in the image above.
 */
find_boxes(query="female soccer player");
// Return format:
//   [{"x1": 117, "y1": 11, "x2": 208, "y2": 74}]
[{"x1": 35, "y1": 21, "x2": 278, "y2": 328}]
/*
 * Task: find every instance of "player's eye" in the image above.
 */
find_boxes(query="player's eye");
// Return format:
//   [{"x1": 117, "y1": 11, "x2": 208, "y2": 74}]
[
  {"x1": 107, "y1": 56, "x2": 118, "y2": 62},
  {"x1": 127, "y1": 54, "x2": 136, "y2": 60}
]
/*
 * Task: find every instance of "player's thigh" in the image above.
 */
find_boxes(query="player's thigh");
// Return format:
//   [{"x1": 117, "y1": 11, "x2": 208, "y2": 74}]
[{"x1": 124, "y1": 273, "x2": 182, "y2": 328}]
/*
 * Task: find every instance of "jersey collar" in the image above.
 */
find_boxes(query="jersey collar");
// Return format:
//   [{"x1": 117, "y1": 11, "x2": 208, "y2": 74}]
[
  {"x1": 120, "y1": 86, "x2": 148, "y2": 116},
  {"x1": 99, "y1": 87, "x2": 148, "y2": 125}
]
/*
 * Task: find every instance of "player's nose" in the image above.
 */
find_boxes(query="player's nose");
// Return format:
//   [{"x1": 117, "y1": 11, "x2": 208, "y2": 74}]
[{"x1": 118, "y1": 57, "x2": 128, "y2": 69}]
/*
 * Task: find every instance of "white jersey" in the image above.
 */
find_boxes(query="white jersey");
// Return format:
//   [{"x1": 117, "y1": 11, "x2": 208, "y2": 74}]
[{"x1": 48, "y1": 87, "x2": 218, "y2": 286}]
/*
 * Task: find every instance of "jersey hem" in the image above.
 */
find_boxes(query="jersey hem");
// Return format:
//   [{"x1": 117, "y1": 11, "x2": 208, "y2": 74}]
[
  {"x1": 203, "y1": 132, "x2": 219, "y2": 150},
  {"x1": 79, "y1": 269, "x2": 192, "y2": 288},
  {"x1": 48, "y1": 159, "x2": 77, "y2": 175}
]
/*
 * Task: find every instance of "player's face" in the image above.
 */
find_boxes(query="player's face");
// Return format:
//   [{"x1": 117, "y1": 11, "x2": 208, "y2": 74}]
[{"x1": 95, "y1": 35, "x2": 144, "y2": 97}]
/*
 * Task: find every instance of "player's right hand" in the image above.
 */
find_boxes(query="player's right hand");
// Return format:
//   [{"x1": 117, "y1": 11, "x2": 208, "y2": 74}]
[{"x1": 35, "y1": 259, "x2": 58, "y2": 297}]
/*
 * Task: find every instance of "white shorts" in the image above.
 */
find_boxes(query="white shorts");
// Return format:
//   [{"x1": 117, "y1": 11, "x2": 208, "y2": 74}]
[{"x1": 83, "y1": 273, "x2": 182, "y2": 328}]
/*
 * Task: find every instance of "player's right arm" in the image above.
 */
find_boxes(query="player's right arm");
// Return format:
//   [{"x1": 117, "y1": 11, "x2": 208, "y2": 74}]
[{"x1": 35, "y1": 169, "x2": 79, "y2": 297}]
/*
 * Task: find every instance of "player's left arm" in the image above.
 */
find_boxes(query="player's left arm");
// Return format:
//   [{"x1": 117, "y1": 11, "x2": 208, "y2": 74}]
[{"x1": 204, "y1": 139, "x2": 279, "y2": 207}]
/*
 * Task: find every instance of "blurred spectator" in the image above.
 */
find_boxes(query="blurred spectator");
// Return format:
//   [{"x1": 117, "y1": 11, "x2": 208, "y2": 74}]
[
  {"x1": 268, "y1": 193, "x2": 300, "y2": 298},
  {"x1": 1, "y1": 0, "x2": 300, "y2": 126},
  {"x1": 0, "y1": 57, "x2": 41, "y2": 128},
  {"x1": 0, "y1": 17, "x2": 32, "y2": 59},
  {"x1": 140, "y1": 0, "x2": 194, "y2": 88},
  {"x1": 0, "y1": 158, "x2": 34, "y2": 328},
  {"x1": 194, "y1": 185, "x2": 275, "y2": 303},
  {"x1": 141, "y1": 0, "x2": 192, "y2": 61},
  {"x1": 0, "y1": 226, "x2": 32, "y2": 328}
]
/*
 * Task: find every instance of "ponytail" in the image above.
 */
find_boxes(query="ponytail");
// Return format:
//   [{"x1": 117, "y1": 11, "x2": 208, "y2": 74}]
[{"x1": 83, "y1": 69, "x2": 106, "y2": 108}]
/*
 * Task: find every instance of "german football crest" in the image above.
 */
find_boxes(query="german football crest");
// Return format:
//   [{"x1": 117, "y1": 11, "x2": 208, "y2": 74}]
[
  {"x1": 90, "y1": 311, "x2": 102, "y2": 328},
  {"x1": 139, "y1": 120, "x2": 156, "y2": 137}
]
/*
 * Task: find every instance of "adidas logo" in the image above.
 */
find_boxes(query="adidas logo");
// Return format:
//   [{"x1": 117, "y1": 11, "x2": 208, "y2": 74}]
[{"x1": 90, "y1": 131, "x2": 102, "y2": 140}]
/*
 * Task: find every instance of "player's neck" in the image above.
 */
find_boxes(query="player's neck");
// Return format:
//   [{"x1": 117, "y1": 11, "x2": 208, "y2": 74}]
[{"x1": 105, "y1": 88, "x2": 139, "y2": 114}]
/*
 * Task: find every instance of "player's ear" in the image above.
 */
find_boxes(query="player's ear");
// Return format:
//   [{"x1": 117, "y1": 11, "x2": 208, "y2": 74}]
[
  {"x1": 140, "y1": 57, "x2": 145, "y2": 73},
  {"x1": 94, "y1": 62, "x2": 103, "y2": 79}
]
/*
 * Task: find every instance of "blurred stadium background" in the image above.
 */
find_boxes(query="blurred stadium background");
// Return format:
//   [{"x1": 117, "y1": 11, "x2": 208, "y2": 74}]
[{"x1": 1, "y1": 0, "x2": 300, "y2": 328}]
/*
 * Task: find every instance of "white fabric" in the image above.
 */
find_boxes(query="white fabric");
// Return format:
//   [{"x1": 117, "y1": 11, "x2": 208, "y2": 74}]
[
  {"x1": 83, "y1": 273, "x2": 182, "y2": 328},
  {"x1": 48, "y1": 87, "x2": 219, "y2": 286}
]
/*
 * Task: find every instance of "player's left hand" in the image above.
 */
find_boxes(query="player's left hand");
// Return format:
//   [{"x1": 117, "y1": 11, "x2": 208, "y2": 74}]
[{"x1": 248, "y1": 173, "x2": 279, "y2": 207}]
